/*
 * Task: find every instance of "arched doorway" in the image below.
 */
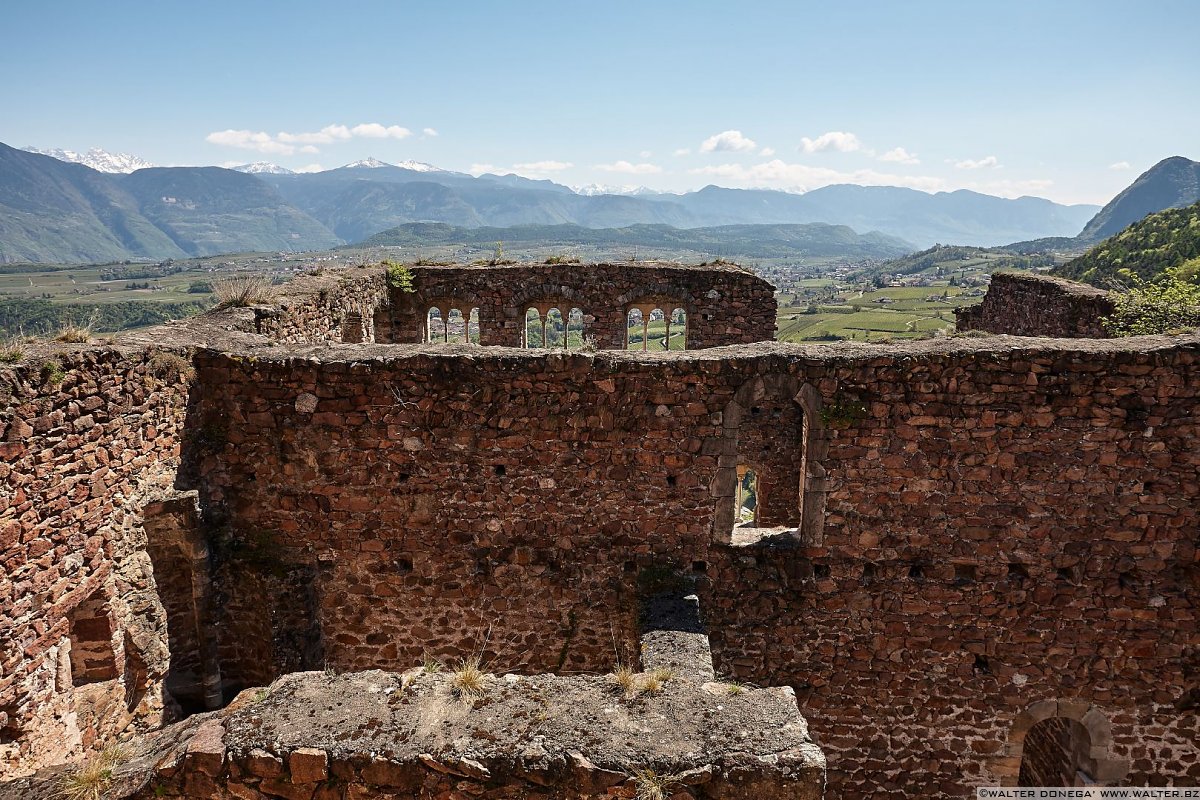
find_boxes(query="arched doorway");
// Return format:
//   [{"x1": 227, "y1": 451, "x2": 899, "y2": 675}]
[
  {"x1": 1019, "y1": 717, "x2": 1094, "y2": 786},
  {"x1": 1000, "y1": 701, "x2": 1129, "y2": 787}
]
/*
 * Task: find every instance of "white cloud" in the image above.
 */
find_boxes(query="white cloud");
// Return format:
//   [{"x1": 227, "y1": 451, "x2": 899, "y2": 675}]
[
  {"x1": 700, "y1": 130, "x2": 757, "y2": 153},
  {"x1": 423, "y1": 127, "x2": 439, "y2": 137},
  {"x1": 879, "y1": 147, "x2": 920, "y2": 165},
  {"x1": 639, "y1": 150, "x2": 652, "y2": 158},
  {"x1": 688, "y1": 158, "x2": 945, "y2": 193},
  {"x1": 205, "y1": 129, "x2": 297, "y2": 155},
  {"x1": 207, "y1": 122, "x2": 416, "y2": 154},
  {"x1": 511, "y1": 160, "x2": 573, "y2": 173},
  {"x1": 296, "y1": 164, "x2": 325, "y2": 173},
  {"x1": 348, "y1": 123, "x2": 411, "y2": 139},
  {"x1": 468, "y1": 163, "x2": 497, "y2": 175},
  {"x1": 1109, "y1": 161, "x2": 1131, "y2": 170},
  {"x1": 673, "y1": 148, "x2": 691, "y2": 157},
  {"x1": 595, "y1": 160, "x2": 663, "y2": 175},
  {"x1": 760, "y1": 147, "x2": 776, "y2": 157},
  {"x1": 799, "y1": 131, "x2": 862, "y2": 154},
  {"x1": 954, "y1": 155, "x2": 1000, "y2": 170}
]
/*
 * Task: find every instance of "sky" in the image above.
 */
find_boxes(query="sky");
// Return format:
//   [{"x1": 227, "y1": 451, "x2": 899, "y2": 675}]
[{"x1": 3, "y1": 0, "x2": 1198, "y2": 206}]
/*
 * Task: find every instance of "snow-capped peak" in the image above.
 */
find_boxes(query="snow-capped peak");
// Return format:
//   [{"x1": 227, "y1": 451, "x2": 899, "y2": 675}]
[
  {"x1": 343, "y1": 157, "x2": 394, "y2": 169},
  {"x1": 24, "y1": 146, "x2": 155, "y2": 173},
  {"x1": 572, "y1": 183, "x2": 664, "y2": 197},
  {"x1": 341, "y1": 157, "x2": 442, "y2": 172},
  {"x1": 393, "y1": 159, "x2": 442, "y2": 173},
  {"x1": 232, "y1": 162, "x2": 295, "y2": 175}
]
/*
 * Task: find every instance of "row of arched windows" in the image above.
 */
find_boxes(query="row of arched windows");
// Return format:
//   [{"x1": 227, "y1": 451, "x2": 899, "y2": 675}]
[{"x1": 421, "y1": 305, "x2": 689, "y2": 349}]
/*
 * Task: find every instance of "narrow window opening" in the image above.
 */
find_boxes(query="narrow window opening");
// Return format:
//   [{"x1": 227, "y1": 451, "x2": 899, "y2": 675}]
[
  {"x1": 68, "y1": 590, "x2": 119, "y2": 686},
  {"x1": 394, "y1": 556, "x2": 414, "y2": 574},
  {"x1": 973, "y1": 654, "x2": 991, "y2": 674},
  {"x1": 493, "y1": 464, "x2": 506, "y2": 476},
  {"x1": 862, "y1": 563, "x2": 879, "y2": 583},
  {"x1": 567, "y1": 307, "x2": 585, "y2": 349},
  {"x1": 1117, "y1": 570, "x2": 1137, "y2": 589},
  {"x1": 1008, "y1": 562, "x2": 1030, "y2": 582},
  {"x1": 908, "y1": 562, "x2": 925, "y2": 581},
  {"x1": 735, "y1": 467, "x2": 758, "y2": 525},
  {"x1": 445, "y1": 308, "x2": 466, "y2": 343},
  {"x1": 625, "y1": 307, "x2": 645, "y2": 350},
  {"x1": 426, "y1": 307, "x2": 445, "y2": 343},
  {"x1": 467, "y1": 307, "x2": 480, "y2": 344},
  {"x1": 691, "y1": 560, "x2": 708, "y2": 573},
  {"x1": 544, "y1": 307, "x2": 565, "y2": 348},
  {"x1": 954, "y1": 564, "x2": 978, "y2": 585},
  {"x1": 524, "y1": 308, "x2": 543, "y2": 348},
  {"x1": 669, "y1": 307, "x2": 688, "y2": 350},
  {"x1": 666, "y1": 475, "x2": 677, "y2": 487},
  {"x1": 623, "y1": 560, "x2": 637, "y2": 573}
]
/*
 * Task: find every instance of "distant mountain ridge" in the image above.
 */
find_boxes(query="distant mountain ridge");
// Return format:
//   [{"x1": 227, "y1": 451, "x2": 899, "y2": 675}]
[
  {"x1": 4, "y1": 140, "x2": 1111, "y2": 263},
  {"x1": 1055, "y1": 200, "x2": 1200, "y2": 285},
  {"x1": 1007, "y1": 157, "x2": 1200, "y2": 253},
  {"x1": 361, "y1": 221, "x2": 914, "y2": 260},
  {"x1": 1078, "y1": 156, "x2": 1200, "y2": 242},
  {"x1": 22, "y1": 146, "x2": 155, "y2": 174},
  {"x1": 0, "y1": 143, "x2": 338, "y2": 263}
]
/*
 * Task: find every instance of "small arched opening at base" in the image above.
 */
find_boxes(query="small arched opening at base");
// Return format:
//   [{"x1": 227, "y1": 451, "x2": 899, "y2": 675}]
[{"x1": 1001, "y1": 701, "x2": 1129, "y2": 788}]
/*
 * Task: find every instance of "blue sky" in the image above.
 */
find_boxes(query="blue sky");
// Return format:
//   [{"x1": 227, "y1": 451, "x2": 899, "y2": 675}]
[{"x1": 3, "y1": 0, "x2": 1197, "y2": 205}]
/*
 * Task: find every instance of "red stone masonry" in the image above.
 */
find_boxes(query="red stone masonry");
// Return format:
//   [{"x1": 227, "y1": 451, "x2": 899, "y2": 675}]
[
  {"x1": 3, "y1": 264, "x2": 1198, "y2": 799},
  {"x1": 375, "y1": 261, "x2": 778, "y2": 349},
  {"x1": 956, "y1": 271, "x2": 1116, "y2": 337}
]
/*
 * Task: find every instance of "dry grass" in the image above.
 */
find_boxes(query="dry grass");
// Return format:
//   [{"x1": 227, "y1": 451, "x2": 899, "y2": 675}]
[
  {"x1": 422, "y1": 653, "x2": 444, "y2": 674},
  {"x1": 630, "y1": 768, "x2": 672, "y2": 800},
  {"x1": 147, "y1": 352, "x2": 194, "y2": 382},
  {"x1": 448, "y1": 657, "x2": 487, "y2": 699},
  {"x1": 58, "y1": 743, "x2": 128, "y2": 800},
  {"x1": 0, "y1": 337, "x2": 23, "y2": 364},
  {"x1": 611, "y1": 663, "x2": 637, "y2": 695},
  {"x1": 213, "y1": 274, "x2": 275, "y2": 308},
  {"x1": 639, "y1": 666, "x2": 675, "y2": 695}
]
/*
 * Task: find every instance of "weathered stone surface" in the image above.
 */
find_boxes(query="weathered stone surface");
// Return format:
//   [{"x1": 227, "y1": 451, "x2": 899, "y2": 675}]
[
  {"x1": 956, "y1": 271, "x2": 1116, "y2": 337},
  {"x1": 3, "y1": 262, "x2": 1198, "y2": 799}
]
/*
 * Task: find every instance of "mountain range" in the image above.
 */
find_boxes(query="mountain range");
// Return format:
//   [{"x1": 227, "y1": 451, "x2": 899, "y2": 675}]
[
  {"x1": 4, "y1": 142, "x2": 1196, "y2": 265},
  {"x1": 0, "y1": 143, "x2": 338, "y2": 262},
  {"x1": 361, "y1": 221, "x2": 913, "y2": 261},
  {"x1": 1006, "y1": 157, "x2": 1200, "y2": 254}
]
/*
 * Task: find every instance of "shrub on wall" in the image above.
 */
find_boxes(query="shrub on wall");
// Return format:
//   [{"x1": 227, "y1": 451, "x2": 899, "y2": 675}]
[{"x1": 1102, "y1": 268, "x2": 1200, "y2": 336}]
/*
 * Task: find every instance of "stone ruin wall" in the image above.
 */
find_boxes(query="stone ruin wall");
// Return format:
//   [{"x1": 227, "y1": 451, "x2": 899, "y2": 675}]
[
  {"x1": 955, "y1": 271, "x2": 1116, "y2": 338},
  {"x1": 2, "y1": 262, "x2": 1198, "y2": 798},
  {"x1": 0, "y1": 347, "x2": 192, "y2": 775},
  {"x1": 189, "y1": 337, "x2": 1199, "y2": 796},
  {"x1": 374, "y1": 262, "x2": 778, "y2": 349}
]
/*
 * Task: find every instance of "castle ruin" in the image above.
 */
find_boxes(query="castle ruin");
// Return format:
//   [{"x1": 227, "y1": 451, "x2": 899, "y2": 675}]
[{"x1": 1, "y1": 265, "x2": 1197, "y2": 798}]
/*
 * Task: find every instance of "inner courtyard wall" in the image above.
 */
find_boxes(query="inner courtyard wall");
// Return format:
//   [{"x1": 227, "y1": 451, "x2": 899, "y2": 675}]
[{"x1": 187, "y1": 335, "x2": 1200, "y2": 797}]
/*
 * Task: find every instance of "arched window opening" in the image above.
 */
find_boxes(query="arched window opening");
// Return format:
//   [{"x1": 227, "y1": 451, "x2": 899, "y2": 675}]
[
  {"x1": 1019, "y1": 718, "x2": 1095, "y2": 787},
  {"x1": 426, "y1": 308, "x2": 445, "y2": 343},
  {"x1": 566, "y1": 307, "x2": 585, "y2": 348},
  {"x1": 467, "y1": 307, "x2": 481, "y2": 344},
  {"x1": 68, "y1": 590, "x2": 118, "y2": 686},
  {"x1": 736, "y1": 466, "x2": 759, "y2": 524},
  {"x1": 524, "y1": 308, "x2": 544, "y2": 348},
  {"x1": 445, "y1": 308, "x2": 466, "y2": 343},
  {"x1": 626, "y1": 308, "x2": 645, "y2": 350},
  {"x1": 545, "y1": 307, "x2": 566, "y2": 348},
  {"x1": 669, "y1": 307, "x2": 688, "y2": 350}
]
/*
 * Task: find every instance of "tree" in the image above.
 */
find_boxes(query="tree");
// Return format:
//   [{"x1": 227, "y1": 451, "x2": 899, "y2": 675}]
[{"x1": 1102, "y1": 268, "x2": 1200, "y2": 336}]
